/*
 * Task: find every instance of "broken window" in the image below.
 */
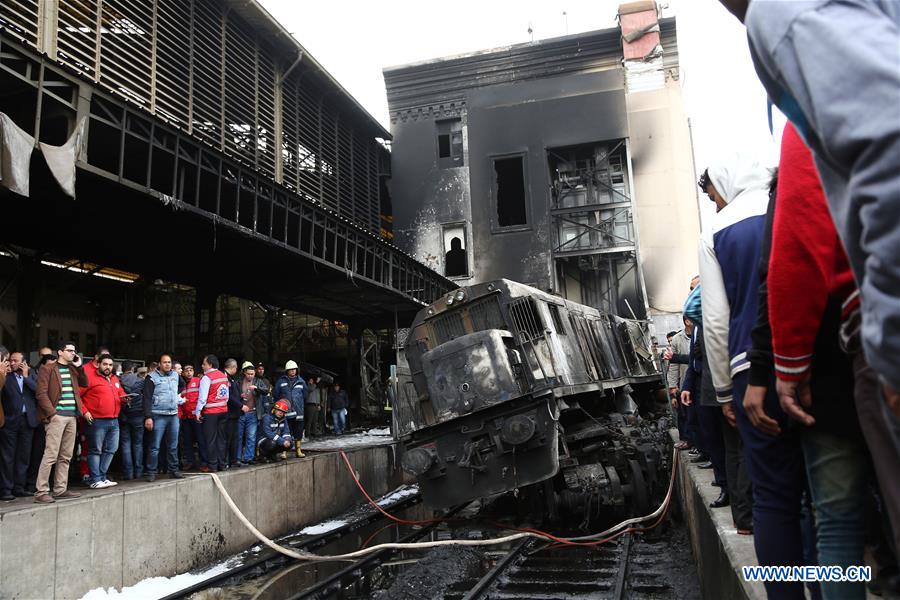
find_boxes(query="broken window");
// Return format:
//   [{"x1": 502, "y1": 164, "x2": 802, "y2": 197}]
[
  {"x1": 436, "y1": 118, "x2": 464, "y2": 168},
  {"x1": 493, "y1": 155, "x2": 528, "y2": 228},
  {"x1": 548, "y1": 303, "x2": 566, "y2": 335},
  {"x1": 443, "y1": 224, "x2": 468, "y2": 277}
]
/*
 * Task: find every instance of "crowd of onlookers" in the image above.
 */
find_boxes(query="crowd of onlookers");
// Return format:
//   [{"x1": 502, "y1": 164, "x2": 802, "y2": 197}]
[
  {"x1": 0, "y1": 342, "x2": 352, "y2": 505},
  {"x1": 659, "y1": 3, "x2": 900, "y2": 598}
]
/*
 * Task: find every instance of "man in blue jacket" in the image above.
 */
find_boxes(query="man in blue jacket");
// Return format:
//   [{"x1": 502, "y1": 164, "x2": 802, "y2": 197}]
[
  {"x1": 258, "y1": 399, "x2": 295, "y2": 461},
  {"x1": 0, "y1": 352, "x2": 39, "y2": 499},
  {"x1": 699, "y1": 154, "x2": 812, "y2": 599},
  {"x1": 274, "y1": 360, "x2": 306, "y2": 457},
  {"x1": 142, "y1": 354, "x2": 185, "y2": 482}
]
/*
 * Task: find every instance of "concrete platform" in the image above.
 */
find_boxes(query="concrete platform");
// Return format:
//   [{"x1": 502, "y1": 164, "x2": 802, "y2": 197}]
[
  {"x1": 0, "y1": 444, "x2": 403, "y2": 599},
  {"x1": 676, "y1": 443, "x2": 766, "y2": 600}
]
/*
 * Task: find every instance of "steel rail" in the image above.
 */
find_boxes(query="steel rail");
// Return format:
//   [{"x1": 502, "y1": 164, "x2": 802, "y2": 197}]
[{"x1": 158, "y1": 489, "x2": 423, "y2": 600}]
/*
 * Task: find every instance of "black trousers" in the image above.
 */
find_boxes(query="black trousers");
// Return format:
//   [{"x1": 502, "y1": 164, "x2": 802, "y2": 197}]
[
  {"x1": 201, "y1": 413, "x2": 228, "y2": 470},
  {"x1": 26, "y1": 423, "x2": 45, "y2": 491},
  {"x1": 0, "y1": 416, "x2": 34, "y2": 494},
  {"x1": 698, "y1": 404, "x2": 727, "y2": 487},
  {"x1": 720, "y1": 408, "x2": 753, "y2": 529},
  {"x1": 258, "y1": 437, "x2": 292, "y2": 459},
  {"x1": 288, "y1": 417, "x2": 304, "y2": 440},
  {"x1": 224, "y1": 417, "x2": 238, "y2": 466}
]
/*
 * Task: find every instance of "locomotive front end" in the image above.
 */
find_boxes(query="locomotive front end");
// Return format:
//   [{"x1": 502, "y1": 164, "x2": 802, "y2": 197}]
[{"x1": 396, "y1": 281, "x2": 561, "y2": 507}]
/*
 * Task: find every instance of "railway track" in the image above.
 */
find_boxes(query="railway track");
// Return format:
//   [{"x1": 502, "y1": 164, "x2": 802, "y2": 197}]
[
  {"x1": 160, "y1": 487, "x2": 425, "y2": 600},
  {"x1": 165, "y1": 484, "x2": 683, "y2": 599},
  {"x1": 451, "y1": 533, "x2": 675, "y2": 600}
]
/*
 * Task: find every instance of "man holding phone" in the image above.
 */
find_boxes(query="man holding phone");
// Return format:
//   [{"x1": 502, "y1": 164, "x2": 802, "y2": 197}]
[
  {"x1": 0, "y1": 352, "x2": 40, "y2": 499},
  {"x1": 34, "y1": 340, "x2": 87, "y2": 503}
]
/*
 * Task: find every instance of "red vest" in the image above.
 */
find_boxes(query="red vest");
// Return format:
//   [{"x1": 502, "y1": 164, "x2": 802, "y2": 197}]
[
  {"x1": 180, "y1": 376, "x2": 201, "y2": 419},
  {"x1": 202, "y1": 369, "x2": 230, "y2": 414}
]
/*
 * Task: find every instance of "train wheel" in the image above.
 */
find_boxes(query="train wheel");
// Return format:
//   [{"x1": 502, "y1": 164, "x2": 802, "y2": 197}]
[{"x1": 628, "y1": 459, "x2": 650, "y2": 516}]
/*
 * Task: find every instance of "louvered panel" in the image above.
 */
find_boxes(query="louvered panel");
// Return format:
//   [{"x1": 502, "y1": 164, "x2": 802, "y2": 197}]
[
  {"x1": 319, "y1": 99, "x2": 339, "y2": 213},
  {"x1": 97, "y1": 0, "x2": 153, "y2": 108},
  {"x1": 223, "y1": 13, "x2": 256, "y2": 166},
  {"x1": 368, "y1": 141, "x2": 380, "y2": 231},
  {"x1": 57, "y1": 0, "x2": 100, "y2": 79},
  {"x1": 351, "y1": 129, "x2": 368, "y2": 227},
  {"x1": 337, "y1": 115, "x2": 353, "y2": 219},
  {"x1": 295, "y1": 77, "x2": 321, "y2": 203},
  {"x1": 190, "y1": 0, "x2": 223, "y2": 148},
  {"x1": 280, "y1": 77, "x2": 300, "y2": 192},
  {"x1": 256, "y1": 41, "x2": 276, "y2": 178},
  {"x1": 0, "y1": 0, "x2": 39, "y2": 47},
  {"x1": 154, "y1": 0, "x2": 191, "y2": 128}
]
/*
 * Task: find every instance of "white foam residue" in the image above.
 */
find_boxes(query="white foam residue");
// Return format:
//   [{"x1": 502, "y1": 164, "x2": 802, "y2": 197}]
[
  {"x1": 299, "y1": 519, "x2": 346, "y2": 535},
  {"x1": 376, "y1": 485, "x2": 419, "y2": 507},
  {"x1": 80, "y1": 557, "x2": 241, "y2": 599},
  {"x1": 302, "y1": 428, "x2": 392, "y2": 451}
]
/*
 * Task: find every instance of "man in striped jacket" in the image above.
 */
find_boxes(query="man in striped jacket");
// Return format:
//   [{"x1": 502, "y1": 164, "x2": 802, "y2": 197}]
[{"x1": 34, "y1": 340, "x2": 87, "y2": 503}]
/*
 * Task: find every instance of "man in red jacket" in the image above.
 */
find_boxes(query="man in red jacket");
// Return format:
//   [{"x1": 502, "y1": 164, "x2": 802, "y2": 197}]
[
  {"x1": 768, "y1": 123, "x2": 899, "y2": 591},
  {"x1": 178, "y1": 364, "x2": 207, "y2": 471},
  {"x1": 79, "y1": 354, "x2": 124, "y2": 489}
]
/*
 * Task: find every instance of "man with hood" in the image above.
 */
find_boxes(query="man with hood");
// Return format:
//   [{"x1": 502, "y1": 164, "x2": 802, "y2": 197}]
[{"x1": 699, "y1": 153, "x2": 811, "y2": 598}]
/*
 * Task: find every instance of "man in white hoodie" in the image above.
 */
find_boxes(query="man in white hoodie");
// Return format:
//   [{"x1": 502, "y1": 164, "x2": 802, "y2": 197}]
[{"x1": 699, "y1": 154, "x2": 811, "y2": 599}]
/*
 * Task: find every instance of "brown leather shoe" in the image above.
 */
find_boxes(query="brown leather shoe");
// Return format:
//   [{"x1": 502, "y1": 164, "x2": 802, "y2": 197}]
[
  {"x1": 34, "y1": 494, "x2": 55, "y2": 504},
  {"x1": 52, "y1": 490, "x2": 82, "y2": 499}
]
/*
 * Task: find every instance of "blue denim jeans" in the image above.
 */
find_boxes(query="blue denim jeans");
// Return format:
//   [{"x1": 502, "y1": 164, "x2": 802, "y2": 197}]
[
  {"x1": 119, "y1": 415, "x2": 144, "y2": 477},
  {"x1": 146, "y1": 414, "x2": 180, "y2": 475},
  {"x1": 332, "y1": 408, "x2": 347, "y2": 435},
  {"x1": 86, "y1": 418, "x2": 119, "y2": 484},
  {"x1": 802, "y1": 428, "x2": 869, "y2": 600},
  {"x1": 236, "y1": 411, "x2": 258, "y2": 463}
]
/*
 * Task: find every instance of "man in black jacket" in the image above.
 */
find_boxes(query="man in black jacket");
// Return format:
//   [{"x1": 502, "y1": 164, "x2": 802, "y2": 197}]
[
  {"x1": 329, "y1": 383, "x2": 349, "y2": 435},
  {"x1": 223, "y1": 359, "x2": 244, "y2": 468},
  {"x1": 0, "y1": 352, "x2": 40, "y2": 499}
]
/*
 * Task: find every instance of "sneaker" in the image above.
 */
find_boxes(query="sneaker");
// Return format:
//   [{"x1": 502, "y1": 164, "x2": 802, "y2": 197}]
[
  {"x1": 199, "y1": 465, "x2": 211, "y2": 473},
  {"x1": 89, "y1": 481, "x2": 106, "y2": 489},
  {"x1": 170, "y1": 471, "x2": 184, "y2": 479},
  {"x1": 103, "y1": 479, "x2": 118, "y2": 487},
  {"x1": 147, "y1": 473, "x2": 156, "y2": 482},
  {"x1": 34, "y1": 494, "x2": 55, "y2": 504},
  {"x1": 687, "y1": 448, "x2": 701, "y2": 457}
]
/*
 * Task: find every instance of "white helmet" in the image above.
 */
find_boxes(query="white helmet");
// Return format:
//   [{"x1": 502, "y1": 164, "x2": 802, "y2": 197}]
[{"x1": 285, "y1": 360, "x2": 299, "y2": 370}]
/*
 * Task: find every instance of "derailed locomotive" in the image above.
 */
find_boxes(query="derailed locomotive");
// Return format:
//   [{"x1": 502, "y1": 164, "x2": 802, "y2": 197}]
[{"x1": 394, "y1": 279, "x2": 671, "y2": 521}]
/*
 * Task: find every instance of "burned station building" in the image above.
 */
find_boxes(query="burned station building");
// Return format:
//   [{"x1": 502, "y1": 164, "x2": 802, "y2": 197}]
[{"x1": 385, "y1": 1, "x2": 700, "y2": 325}]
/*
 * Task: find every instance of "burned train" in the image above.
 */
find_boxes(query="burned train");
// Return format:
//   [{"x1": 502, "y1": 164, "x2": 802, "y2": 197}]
[{"x1": 394, "y1": 279, "x2": 670, "y2": 521}]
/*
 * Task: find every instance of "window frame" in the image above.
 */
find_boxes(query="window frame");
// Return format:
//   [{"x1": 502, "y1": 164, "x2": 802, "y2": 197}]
[
  {"x1": 441, "y1": 222, "x2": 471, "y2": 279},
  {"x1": 435, "y1": 118, "x2": 464, "y2": 169},
  {"x1": 490, "y1": 152, "x2": 532, "y2": 234}
]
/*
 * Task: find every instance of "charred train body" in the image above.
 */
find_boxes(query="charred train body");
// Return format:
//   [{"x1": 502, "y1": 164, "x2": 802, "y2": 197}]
[{"x1": 395, "y1": 279, "x2": 671, "y2": 518}]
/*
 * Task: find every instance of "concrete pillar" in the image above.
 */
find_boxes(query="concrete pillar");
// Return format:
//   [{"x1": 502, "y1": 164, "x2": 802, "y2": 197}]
[
  {"x1": 194, "y1": 287, "x2": 218, "y2": 357},
  {"x1": 15, "y1": 254, "x2": 39, "y2": 352},
  {"x1": 265, "y1": 307, "x2": 277, "y2": 370}
]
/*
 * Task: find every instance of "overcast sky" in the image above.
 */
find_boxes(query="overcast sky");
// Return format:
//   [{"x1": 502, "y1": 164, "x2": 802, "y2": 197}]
[{"x1": 259, "y1": 0, "x2": 784, "y2": 223}]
